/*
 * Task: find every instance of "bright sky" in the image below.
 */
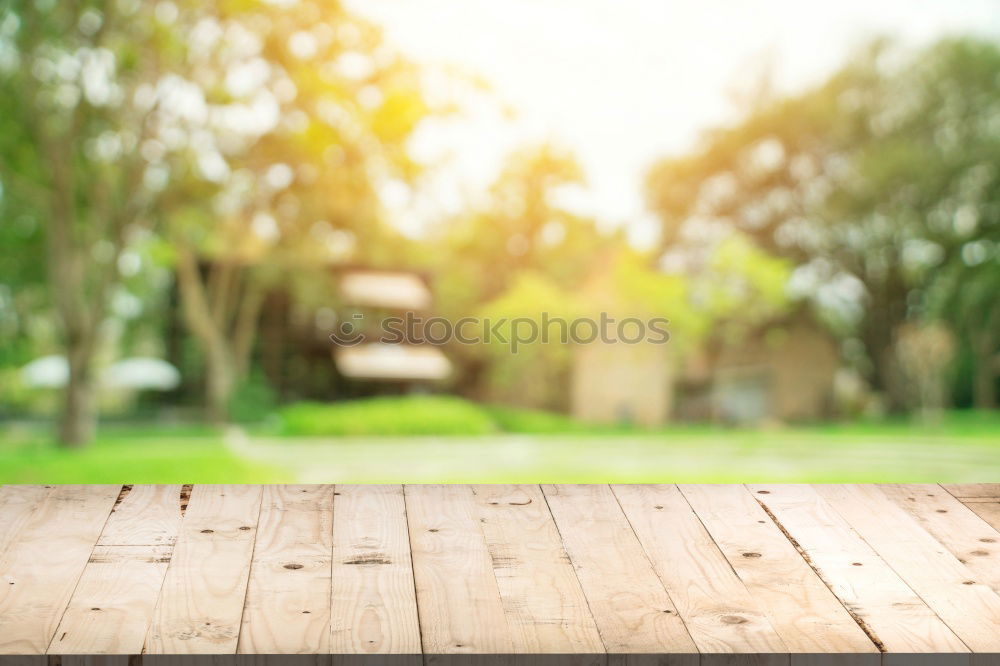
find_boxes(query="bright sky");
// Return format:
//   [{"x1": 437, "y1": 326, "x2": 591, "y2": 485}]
[{"x1": 344, "y1": 0, "x2": 1000, "y2": 245}]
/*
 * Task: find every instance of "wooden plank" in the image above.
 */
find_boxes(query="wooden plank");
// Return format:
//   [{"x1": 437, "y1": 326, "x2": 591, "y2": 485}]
[
  {"x1": 404, "y1": 484, "x2": 514, "y2": 655},
  {"x1": 541, "y1": 484, "x2": 697, "y2": 661},
  {"x1": 470, "y1": 485, "x2": 604, "y2": 657},
  {"x1": 612, "y1": 484, "x2": 787, "y2": 659},
  {"x1": 0, "y1": 486, "x2": 53, "y2": 560},
  {"x1": 880, "y1": 484, "x2": 1000, "y2": 593},
  {"x1": 145, "y1": 485, "x2": 263, "y2": 654},
  {"x1": 238, "y1": 485, "x2": 334, "y2": 654},
  {"x1": 962, "y1": 502, "x2": 1000, "y2": 533},
  {"x1": 679, "y1": 485, "x2": 878, "y2": 661},
  {"x1": 7, "y1": 482, "x2": 1000, "y2": 662},
  {"x1": 51, "y1": 485, "x2": 185, "y2": 654},
  {"x1": 749, "y1": 484, "x2": 969, "y2": 656},
  {"x1": 329, "y1": 485, "x2": 420, "y2": 657},
  {"x1": 49, "y1": 545, "x2": 173, "y2": 654},
  {"x1": 0, "y1": 485, "x2": 120, "y2": 654},
  {"x1": 96, "y1": 484, "x2": 185, "y2": 547},
  {"x1": 813, "y1": 484, "x2": 1000, "y2": 654},
  {"x1": 943, "y1": 484, "x2": 1000, "y2": 500}
]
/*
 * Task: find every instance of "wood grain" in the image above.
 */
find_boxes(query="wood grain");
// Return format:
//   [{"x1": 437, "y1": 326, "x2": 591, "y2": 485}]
[
  {"x1": 749, "y1": 484, "x2": 969, "y2": 655},
  {"x1": 541, "y1": 484, "x2": 697, "y2": 661},
  {"x1": 239, "y1": 485, "x2": 334, "y2": 654},
  {"x1": 145, "y1": 485, "x2": 263, "y2": 654},
  {"x1": 612, "y1": 484, "x2": 787, "y2": 660},
  {"x1": 0, "y1": 485, "x2": 120, "y2": 654},
  {"x1": 814, "y1": 484, "x2": 1000, "y2": 653},
  {"x1": 471, "y1": 484, "x2": 604, "y2": 659},
  {"x1": 51, "y1": 485, "x2": 184, "y2": 654},
  {"x1": 943, "y1": 484, "x2": 1000, "y2": 500},
  {"x1": 962, "y1": 501, "x2": 1000, "y2": 533},
  {"x1": 0, "y1": 486, "x2": 53, "y2": 560},
  {"x1": 329, "y1": 485, "x2": 420, "y2": 657},
  {"x1": 1, "y1": 484, "x2": 998, "y2": 661},
  {"x1": 405, "y1": 484, "x2": 514, "y2": 656},
  {"x1": 880, "y1": 484, "x2": 1000, "y2": 594},
  {"x1": 679, "y1": 484, "x2": 878, "y2": 660},
  {"x1": 49, "y1": 545, "x2": 173, "y2": 654},
  {"x1": 96, "y1": 485, "x2": 185, "y2": 547}
]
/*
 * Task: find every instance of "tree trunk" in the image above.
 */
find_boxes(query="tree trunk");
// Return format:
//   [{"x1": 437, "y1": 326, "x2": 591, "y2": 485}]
[
  {"x1": 867, "y1": 333, "x2": 908, "y2": 413},
  {"x1": 59, "y1": 347, "x2": 96, "y2": 447},
  {"x1": 862, "y1": 282, "x2": 908, "y2": 413},
  {"x1": 204, "y1": 341, "x2": 235, "y2": 425},
  {"x1": 174, "y1": 245, "x2": 248, "y2": 425},
  {"x1": 973, "y1": 330, "x2": 997, "y2": 410},
  {"x1": 976, "y1": 365, "x2": 998, "y2": 410}
]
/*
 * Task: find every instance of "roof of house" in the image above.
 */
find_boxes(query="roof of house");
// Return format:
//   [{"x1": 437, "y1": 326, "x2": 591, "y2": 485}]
[
  {"x1": 334, "y1": 343, "x2": 451, "y2": 381},
  {"x1": 339, "y1": 270, "x2": 432, "y2": 310}
]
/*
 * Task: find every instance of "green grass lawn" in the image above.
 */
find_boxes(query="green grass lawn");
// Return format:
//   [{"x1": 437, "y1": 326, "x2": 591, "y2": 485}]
[
  {"x1": 2, "y1": 407, "x2": 998, "y2": 484},
  {"x1": 275, "y1": 396, "x2": 661, "y2": 436},
  {"x1": 242, "y1": 425, "x2": 1000, "y2": 483},
  {"x1": 0, "y1": 423, "x2": 292, "y2": 483}
]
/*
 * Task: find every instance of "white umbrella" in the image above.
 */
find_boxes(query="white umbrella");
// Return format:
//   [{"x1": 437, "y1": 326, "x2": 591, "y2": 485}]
[
  {"x1": 102, "y1": 357, "x2": 181, "y2": 391},
  {"x1": 20, "y1": 355, "x2": 68, "y2": 388}
]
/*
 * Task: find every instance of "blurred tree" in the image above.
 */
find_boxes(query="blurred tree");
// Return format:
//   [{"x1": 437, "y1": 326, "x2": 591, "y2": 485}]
[
  {"x1": 434, "y1": 144, "x2": 595, "y2": 306},
  {"x1": 430, "y1": 144, "x2": 619, "y2": 399},
  {"x1": 925, "y1": 255, "x2": 1000, "y2": 408},
  {"x1": 895, "y1": 321, "x2": 955, "y2": 422},
  {"x1": 156, "y1": 0, "x2": 433, "y2": 423},
  {"x1": 476, "y1": 272, "x2": 582, "y2": 409},
  {"x1": 0, "y1": 0, "x2": 207, "y2": 444},
  {"x1": 434, "y1": 141, "x2": 792, "y2": 407},
  {"x1": 0, "y1": 175, "x2": 46, "y2": 372},
  {"x1": 646, "y1": 37, "x2": 1000, "y2": 410},
  {"x1": 0, "y1": 0, "x2": 436, "y2": 432},
  {"x1": 661, "y1": 233, "x2": 791, "y2": 349}
]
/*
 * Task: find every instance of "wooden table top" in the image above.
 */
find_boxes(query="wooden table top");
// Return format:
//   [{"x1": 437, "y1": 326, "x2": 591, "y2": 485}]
[{"x1": 1, "y1": 484, "x2": 999, "y2": 664}]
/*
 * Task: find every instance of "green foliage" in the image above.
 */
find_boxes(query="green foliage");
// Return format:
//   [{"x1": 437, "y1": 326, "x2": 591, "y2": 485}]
[
  {"x1": 645, "y1": 36, "x2": 1000, "y2": 406},
  {"x1": 276, "y1": 395, "x2": 650, "y2": 436},
  {"x1": 0, "y1": 0, "x2": 442, "y2": 441},
  {"x1": 277, "y1": 396, "x2": 661, "y2": 436},
  {"x1": 484, "y1": 404, "x2": 587, "y2": 433},
  {"x1": 599, "y1": 251, "x2": 700, "y2": 345},
  {"x1": 474, "y1": 273, "x2": 580, "y2": 409},
  {"x1": 699, "y1": 234, "x2": 791, "y2": 345},
  {"x1": 426, "y1": 143, "x2": 621, "y2": 405},
  {"x1": 278, "y1": 395, "x2": 499, "y2": 436},
  {"x1": 228, "y1": 371, "x2": 278, "y2": 424},
  {"x1": 477, "y1": 272, "x2": 583, "y2": 346},
  {"x1": 707, "y1": 235, "x2": 789, "y2": 310},
  {"x1": 431, "y1": 144, "x2": 612, "y2": 317}
]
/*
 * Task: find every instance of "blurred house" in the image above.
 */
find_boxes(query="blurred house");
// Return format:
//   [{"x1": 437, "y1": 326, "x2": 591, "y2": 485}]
[
  {"x1": 572, "y1": 341, "x2": 673, "y2": 427},
  {"x1": 676, "y1": 317, "x2": 840, "y2": 424},
  {"x1": 570, "y1": 258, "x2": 675, "y2": 427},
  {"x1": 569, "y1": 266, "x2": 839, "y2": 425},
  {"x1": 331, "y1": 269, "x2": 451, "y2": 384},
  {"x1": 255, "y1": 267, "x2": 450, "y2": 401},
  {"x1": 338, "y1": 269, "x2": 433, "y2": 311}
]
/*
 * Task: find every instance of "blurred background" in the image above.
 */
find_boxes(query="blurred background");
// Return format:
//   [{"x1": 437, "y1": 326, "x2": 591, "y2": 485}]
[{"x1": 1, "y1": 0, "x2": 999, "y2": 482}]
